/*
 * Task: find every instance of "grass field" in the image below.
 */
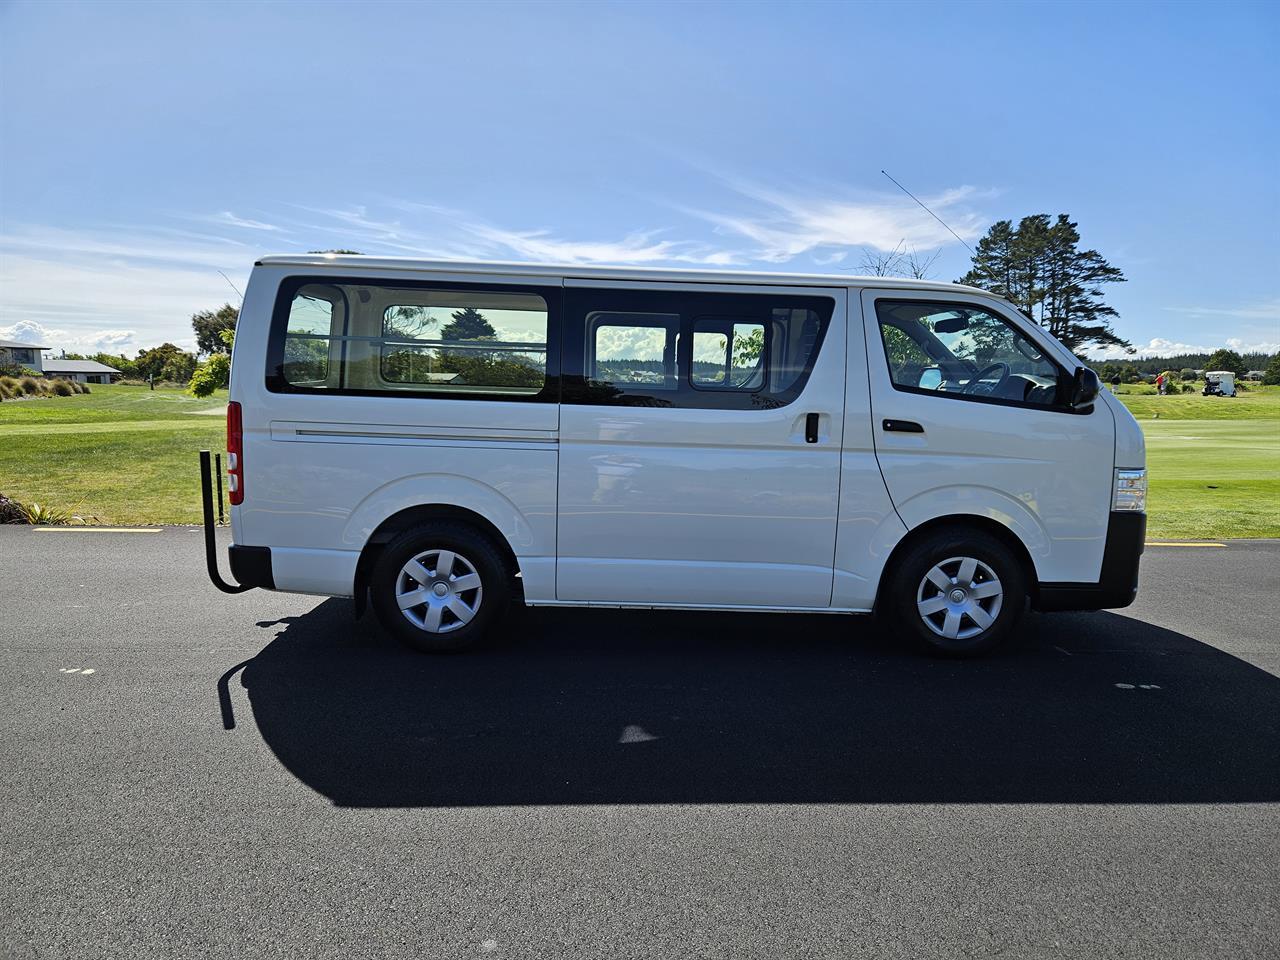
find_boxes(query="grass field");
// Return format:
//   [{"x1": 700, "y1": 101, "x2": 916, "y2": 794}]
[
  {"x1": 1, "y1": 382, "x2": 1277, "y2": 537},
  {"x1": 0, "y1": 385, "x2": 226, "y2": 524},
  {"x1": 1116, "y1": 384, "x2": 1280, "y2": 539}
]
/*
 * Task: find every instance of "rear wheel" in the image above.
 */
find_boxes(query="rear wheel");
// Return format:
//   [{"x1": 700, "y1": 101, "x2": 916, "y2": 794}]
[
  {"x1": 886, "y1": 528, "x2": 1027, "y2": 657},
  {"x1": 371, "y1": 522, "x2": 510, "y2": 653}
]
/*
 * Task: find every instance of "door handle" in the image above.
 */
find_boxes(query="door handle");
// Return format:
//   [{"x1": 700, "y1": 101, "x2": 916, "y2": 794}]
[
  {"x1": 805, "y1": 413, "x2": 820, "y2": 443},
  {"x1": 882, "y1": 419, "x2": 924, "y2": 433}
]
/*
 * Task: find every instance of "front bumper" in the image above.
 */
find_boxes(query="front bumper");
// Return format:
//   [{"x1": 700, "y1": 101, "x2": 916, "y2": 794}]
[{"x1": 1034, "y1": 512, "x2": 1146, "y2": 612}]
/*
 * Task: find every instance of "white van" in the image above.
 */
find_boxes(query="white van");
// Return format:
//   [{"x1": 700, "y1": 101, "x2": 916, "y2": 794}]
[{"x1": 208, "y1": 255, "x2": 1147, "y2": 657}]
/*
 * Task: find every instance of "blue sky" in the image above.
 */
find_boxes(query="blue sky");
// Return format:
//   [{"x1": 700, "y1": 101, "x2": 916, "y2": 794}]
[{"x1": 1, "y1": 0, "x2": 1276, "y2": 359}]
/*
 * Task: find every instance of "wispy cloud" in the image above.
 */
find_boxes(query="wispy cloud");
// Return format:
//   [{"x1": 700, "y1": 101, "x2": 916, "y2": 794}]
[
  {"x1": 1163, "y1": 298, "x2": 1280, "y2": 322},
  {"x1": 0, "y1": 225, "x2": 248, "y2": 353},
  {"x1": 682, "y1": 179, "x2": 989, "y2": 263},
  {"x1": 200, "y1": 211, "x2": 283, "y2": 232}
]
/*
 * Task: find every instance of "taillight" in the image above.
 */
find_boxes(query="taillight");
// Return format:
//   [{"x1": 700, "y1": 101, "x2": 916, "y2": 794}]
[{"x1": 227, "y1": 400, "x2": 244, "y2": 505}]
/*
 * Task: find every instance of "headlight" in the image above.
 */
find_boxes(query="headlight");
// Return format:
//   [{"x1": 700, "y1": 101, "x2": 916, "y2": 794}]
[{"x1": 1113, "y1": 468, "x2": 1147, "y2": 512}]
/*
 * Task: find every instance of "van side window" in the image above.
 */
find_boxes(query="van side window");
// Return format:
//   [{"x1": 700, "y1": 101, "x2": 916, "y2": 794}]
[
  {"x1": 566, "y1": 289, "x2": 832, "y2": 409},
  {"x1": 269, "y1": 278, "x2": 557, "y2": 401},
  {"x1": 691, "y1": 319, "x2": 765, "y2": 390},
  {"x1": 874, "y1": 300, "x2": 1064, "y2": 409},
  {"x1": 589, "y1": 313, "x2": 680, "y2": 392},
  {"x1": 282, "y1": 284, "x2": 343, "y2": 385}
]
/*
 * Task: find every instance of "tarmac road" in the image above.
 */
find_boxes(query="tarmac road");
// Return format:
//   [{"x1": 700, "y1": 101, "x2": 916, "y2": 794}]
[{"x1": 1, "y1": 528, "x2": 1277, "y2": 959}]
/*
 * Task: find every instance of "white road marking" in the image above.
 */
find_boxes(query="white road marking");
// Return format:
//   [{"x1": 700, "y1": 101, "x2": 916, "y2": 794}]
[
  {"x1": 81, "y1": 669, "x2": 95, "y2": 675},
  {"x1": 481, "y1": 940, "x2": 498, "y2": 953},
  {"x1": 619, "y1": 724, "x2": 658, "y2": 744},
  {"x1": 1114, "y1": 683, "x2": 1135, "y2": 689},
  {"x1": 1144, "y1": 541, "x2": 1226, "y2": 548},
  {"x1": 33, "y1": 527, "x2": 161, "y2": 534},
  {"x1": 1052, "y1": 645, "x2": 1073, "y2": 657}
]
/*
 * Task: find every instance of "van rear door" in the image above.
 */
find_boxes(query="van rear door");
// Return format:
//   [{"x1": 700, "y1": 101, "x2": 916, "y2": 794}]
[{"x1": 555, "y1": 282, "x2": 846, "y2": 608}]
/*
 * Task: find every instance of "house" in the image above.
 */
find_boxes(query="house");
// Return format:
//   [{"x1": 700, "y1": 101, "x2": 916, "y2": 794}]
[
  {"x1": 1245, "y1": 370, "x2": 1265, "y2": 381},
  {"x1": 0, "y1": 338, "x2": 50, "y2": 374},
  {"x1": 39, "y1": 359, "x2": 123, "y2": 384}
]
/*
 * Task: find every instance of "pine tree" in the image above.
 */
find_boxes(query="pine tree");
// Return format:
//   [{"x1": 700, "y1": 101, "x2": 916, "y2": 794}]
[
  {"x1": 960, "y1": 214, "x2": 1129, "y2": 353},
  {"x1": 441, "y1": 307, "x2": 496, "y2": 341}
]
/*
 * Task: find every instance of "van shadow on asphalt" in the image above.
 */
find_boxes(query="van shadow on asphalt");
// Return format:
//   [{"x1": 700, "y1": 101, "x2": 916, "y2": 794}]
[{"x1": 221, "y1": 601, "x2": 1280, "y2": 807}]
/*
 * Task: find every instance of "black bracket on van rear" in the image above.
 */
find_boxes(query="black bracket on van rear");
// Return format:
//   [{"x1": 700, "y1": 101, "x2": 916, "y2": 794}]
[{"x1": 199, "y1": 450, "x2": 254, "y2": 594}]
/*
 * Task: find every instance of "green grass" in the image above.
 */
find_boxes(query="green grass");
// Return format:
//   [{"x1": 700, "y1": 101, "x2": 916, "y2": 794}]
[
  {"x1": 1, "y1": 383, "x2": 1277, "y2": 538},
  {"x1": 1118, "y1": 384, "x2": 1280, "y2": 539},
  {"x1": 0, "y1": 384, "x2": 226, "y2": 524}
]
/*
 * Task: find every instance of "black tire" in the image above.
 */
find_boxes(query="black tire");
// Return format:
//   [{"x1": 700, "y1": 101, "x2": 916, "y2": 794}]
[
  {"x1": 885, "y1": 527, "x2": 1028, "y2": 658},
  {"x1": 370, "y1": 522, "x2": 511, "y2": 653}
]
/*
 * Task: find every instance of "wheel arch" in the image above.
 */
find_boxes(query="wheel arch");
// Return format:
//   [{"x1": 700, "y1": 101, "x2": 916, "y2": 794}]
[
  {"x1": 873, "y1": 514, "x2": 1039, "y2": 614},
  {"x1": 353, "y1": 503, "x2": 522, "y2": 617}
]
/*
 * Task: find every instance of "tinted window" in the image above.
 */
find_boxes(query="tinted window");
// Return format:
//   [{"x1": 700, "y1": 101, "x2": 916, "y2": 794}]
[
  {"x1": 269, "y1": 278, "x2": 556, "y2": 400},
  {"x1": 691, "y1": 320, "x2": 765, "y2": 390},
  {"x1": 875, "y1": 300, "x2": 1064, "y2": 408},
  {"x1": 566, "y1": 288, "x2": 832, "y2": 409}
]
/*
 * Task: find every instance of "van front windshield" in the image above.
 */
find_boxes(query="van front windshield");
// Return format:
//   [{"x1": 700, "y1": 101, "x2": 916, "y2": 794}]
[{"x1": 875, "y1": 301, "x2": 1063, "y2": 407}]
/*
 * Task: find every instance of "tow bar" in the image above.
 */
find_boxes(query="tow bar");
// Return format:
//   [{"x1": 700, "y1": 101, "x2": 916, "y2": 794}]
[{"x1": 199, "y1": 449, "x2": 253, "y2": 594}]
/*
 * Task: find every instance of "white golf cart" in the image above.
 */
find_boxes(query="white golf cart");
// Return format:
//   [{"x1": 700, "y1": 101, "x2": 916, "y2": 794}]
[{"x1": 1203, "y1": 371, "x2": 1237, "y2": 397}]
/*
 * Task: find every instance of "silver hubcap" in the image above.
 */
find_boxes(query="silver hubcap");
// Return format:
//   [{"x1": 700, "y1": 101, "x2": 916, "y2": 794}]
[
  {"x1": 395, "y1": 548, "x2": 483, "y2": 634},
  {"x1": 916, "y1": 556, "x2": 1003, "y2": 641}
]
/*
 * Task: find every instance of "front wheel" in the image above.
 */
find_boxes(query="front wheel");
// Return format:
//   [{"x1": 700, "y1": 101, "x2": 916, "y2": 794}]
[
  {"x1": 885, "y1": 528, "x2": 1028, "y2": 657},
  {"x1": 370, "y1": 522, "x2": 510, "y2": 653}
]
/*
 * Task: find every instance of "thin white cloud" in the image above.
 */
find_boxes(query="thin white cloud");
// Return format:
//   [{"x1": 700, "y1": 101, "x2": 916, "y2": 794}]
[
  {"x1": 683, "y1": 180, "x2": 988, "y2": 263},
  {"x1": 463, "y1": 224, "x2": 738, "y2": 266},
  {"x1": 1087, "y1": 336, "x2": 1280, "y2": 360},
  {"x1": 1163, "y1": 299, "x2": 1280, "y2": 322},
  {"x1": 203, "y1": 211, "x2": 283, "y2": 232},
  {"x1": 0, "y1": 225, "x2": 250, "y2": 354}
]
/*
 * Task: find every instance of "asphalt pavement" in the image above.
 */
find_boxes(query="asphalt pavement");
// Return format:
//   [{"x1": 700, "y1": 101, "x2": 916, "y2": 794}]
[{"x1": 1, "y1": 528, "x2": 1277, "y2": 959}]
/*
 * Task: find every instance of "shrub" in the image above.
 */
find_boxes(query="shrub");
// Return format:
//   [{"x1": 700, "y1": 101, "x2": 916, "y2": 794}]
[
  {"x1": 69, "y1": 380, "x2": 84, "y2": 394},
  {"x1": 81, "y1": 383, "x2": 91, "y2": 394},
  {"x1": 0, "y1": 382, "x2": 11, "y2": 400},
  {"x1": 51, "y1": 379, "x2": 74, "y2": 396},
  {"x1": 0, "y1": 375, "x2": 15, "y2": 391},
  {"x1": 18, "y1": 376, "x2": 38, "y2": 395},
  {"x1": 0, "y1": 495, "x2": 27, "y2": 524},
  {"x1": 0, "y1": 495, "x2": 83, "y2": 525}
]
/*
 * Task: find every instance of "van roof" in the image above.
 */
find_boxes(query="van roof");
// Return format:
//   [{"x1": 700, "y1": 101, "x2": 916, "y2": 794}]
[{"x1": 256, "y1": 254, "x2": 994, "y2": 297}]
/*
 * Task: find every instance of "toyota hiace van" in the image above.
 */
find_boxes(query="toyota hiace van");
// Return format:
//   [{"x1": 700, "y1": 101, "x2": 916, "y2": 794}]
[{"x1": 206, "y1": 255, "x2": 1146, "y2": 657}]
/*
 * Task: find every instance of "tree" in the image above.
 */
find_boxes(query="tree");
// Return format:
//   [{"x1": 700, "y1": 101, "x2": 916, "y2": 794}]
[
  {"x1": 192, "y1": 303, "x2": 239, "y2": 356},
  {"x1": 441, "y1": 307, "x2": 496, "y2": 341},
  {"x1": 1262, "y1": 354, "x2": 1280, "y2": 386},
  {"x1": 859, "y1": 241, "x2": 941, "y2": 280},
  {"x1": 1205, "y1": 348, "x2": 1247, "y2": 379},
  {"x1": 959, "y1": 214, "x2": 1129, "y2": 353},
  {"x1": 135, "y1": 343, "x2": 196, "y2": 382}
]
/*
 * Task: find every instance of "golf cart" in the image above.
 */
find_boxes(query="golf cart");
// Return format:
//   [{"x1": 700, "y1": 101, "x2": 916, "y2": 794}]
[{"x1": 1203, "y1": 371, "x2": 1237, "y2": 397}]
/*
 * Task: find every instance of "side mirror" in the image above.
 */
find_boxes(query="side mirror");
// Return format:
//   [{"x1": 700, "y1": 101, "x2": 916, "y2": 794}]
[
  {"x1": 1070, "y1": 367, "x2": 1101, "y2": 409},
  {"x1": 918, "y1": 367, "x2": 942, "y2": 390}
]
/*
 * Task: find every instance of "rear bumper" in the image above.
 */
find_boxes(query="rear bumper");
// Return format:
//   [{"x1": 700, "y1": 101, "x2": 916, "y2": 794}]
[
  {"x1": 229, "y1": 545, "x2": 275, "y2": 590},
  {"x1": 1035, "y1": 512, "x2": 1145, "y2": 612}
]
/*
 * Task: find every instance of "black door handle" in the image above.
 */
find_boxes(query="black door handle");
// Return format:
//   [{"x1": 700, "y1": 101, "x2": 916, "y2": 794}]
[
  {"x1": 805, "y1": 413, "x2": 820, "y2": 443},
  {"x1": 882, "y1": 419, "x2": 924, "y2": 433}
]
